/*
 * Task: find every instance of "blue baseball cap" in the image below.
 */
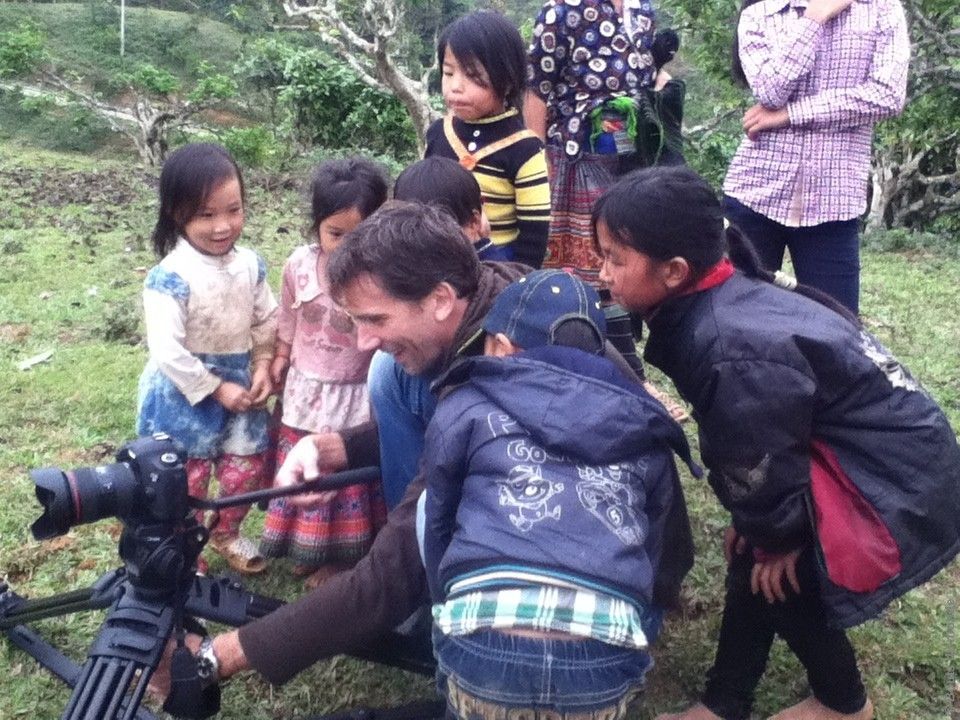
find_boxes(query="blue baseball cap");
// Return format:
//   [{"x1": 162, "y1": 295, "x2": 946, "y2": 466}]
[{"x1": 483, "y1": 269, "x2": 607, "y2": 353}]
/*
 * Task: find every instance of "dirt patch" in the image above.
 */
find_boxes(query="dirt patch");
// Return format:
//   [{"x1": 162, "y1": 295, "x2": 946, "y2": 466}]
[
  {"x1": 0, "y1": 323, "x2": 31, "y2": 343},
  {"x1": 0, "y1": 166, "x2": 155, "y2": 209}
]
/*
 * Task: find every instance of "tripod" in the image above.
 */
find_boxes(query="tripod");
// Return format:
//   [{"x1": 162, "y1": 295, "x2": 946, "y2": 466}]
[{"x1": 1, "y1": 449, "x2": 441, "y2": 720}]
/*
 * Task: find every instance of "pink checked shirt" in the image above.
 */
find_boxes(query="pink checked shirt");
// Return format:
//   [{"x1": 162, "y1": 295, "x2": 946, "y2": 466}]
[{"x1": 724, "y1": 0, "x2": 909, "y2": 226}]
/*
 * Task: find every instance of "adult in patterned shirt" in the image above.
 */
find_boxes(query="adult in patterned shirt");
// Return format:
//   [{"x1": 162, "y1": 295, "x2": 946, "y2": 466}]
[{"x1": 722, "y1": 0, "x2": 909, "y2": 316}]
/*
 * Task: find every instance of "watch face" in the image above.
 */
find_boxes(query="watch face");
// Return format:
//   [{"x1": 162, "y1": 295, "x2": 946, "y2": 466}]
[
  {"x1": 196, "y1": 656, "x2": 216, "y2": 680},
  {"x1": 196, "y1": 638, "x2": 218, "y2": 681}
]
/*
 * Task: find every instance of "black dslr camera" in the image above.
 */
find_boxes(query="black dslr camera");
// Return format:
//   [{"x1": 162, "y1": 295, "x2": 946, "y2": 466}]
[
  {"x1": 31, "y1": 433, "x2": 204, "y2": 599},
  {"x1": 32, "y1": 433, "x2": 190, "y2": 538}
]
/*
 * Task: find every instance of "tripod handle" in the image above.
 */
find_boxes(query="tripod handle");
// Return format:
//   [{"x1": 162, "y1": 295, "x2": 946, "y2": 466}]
[{"x1": 191, "y1": 466, "x2": 380, "y2": 511}]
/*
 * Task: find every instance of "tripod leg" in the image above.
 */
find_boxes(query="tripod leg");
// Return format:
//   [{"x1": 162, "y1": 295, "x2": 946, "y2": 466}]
[{"x1": 0, "y1": 570, "x2": 125, "y2": 629}]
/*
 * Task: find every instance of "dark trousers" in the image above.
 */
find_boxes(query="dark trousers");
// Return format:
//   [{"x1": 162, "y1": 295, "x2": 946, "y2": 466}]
[
  {"x1": 722, "y1": 196, "x2": 861, "y2": 316},
  {"x1": 701, "y1": 549, "x2": 866, "y2": 720}
]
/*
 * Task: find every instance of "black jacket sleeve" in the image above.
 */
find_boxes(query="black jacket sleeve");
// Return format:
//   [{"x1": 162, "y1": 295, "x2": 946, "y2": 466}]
[{"x1": 696, "y1": 359, "x2": 816, "y2": 552}]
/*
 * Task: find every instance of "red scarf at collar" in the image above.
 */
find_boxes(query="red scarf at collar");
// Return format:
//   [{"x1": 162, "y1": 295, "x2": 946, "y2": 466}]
[
  {"x1": 676, "y1": 257, "x2": 735, "y2": 298},
  {"x1": 644, "y1": 257, "x2": 735, "y2": 321}
]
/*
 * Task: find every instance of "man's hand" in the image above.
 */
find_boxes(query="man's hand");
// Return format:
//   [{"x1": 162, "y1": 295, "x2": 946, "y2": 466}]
[
  {"x1": 750, "y1": 548, "x2": 802, "y2": 603},
  {"x1": 743, "y1": 104, "x2": 791, "y2": 140},
  {"x1": 148, "y1": 633, "x2": 203, "y2": 700},
  {"x1": 805, "y1": 0, "x2": 854, "y2": 24},
  {"x1": 275, "y1": 432, "x2": 349, "y2": 507},
  {"x1": 213, "y1": 381, "x2": 253, "y2": 412},
  {"x1": 249, "y1": 363, "x2": 273, "y2": 406},
  {"x1": 149, "y1": 631, "x2": 250, "y2": 701}
]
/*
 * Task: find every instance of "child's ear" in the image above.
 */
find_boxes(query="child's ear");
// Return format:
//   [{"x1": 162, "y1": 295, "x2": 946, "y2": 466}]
[
  {"x1": 462, "y1": 209, "x2": 484, "y2": 242},
  {"x1": 661, "y1": 257, "x2": 693, "y2": 290},
  {"x1": 484, "y1": 333, "x2": 518, "y2": 357}
]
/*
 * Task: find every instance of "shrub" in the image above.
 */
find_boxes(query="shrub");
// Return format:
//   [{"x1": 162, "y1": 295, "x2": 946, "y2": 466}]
[
  {"x1": 223, "y1": 126, "x2": 281, "y2": 169},
  {"x1": 0, "y1": 22, "x2": 46, "y2": 78}
]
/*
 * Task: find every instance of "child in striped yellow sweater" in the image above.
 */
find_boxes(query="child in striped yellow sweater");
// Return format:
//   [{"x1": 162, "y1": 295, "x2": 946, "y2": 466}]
[{"x1": 426, "y1": 10, "x2": 551, "y2": 268}]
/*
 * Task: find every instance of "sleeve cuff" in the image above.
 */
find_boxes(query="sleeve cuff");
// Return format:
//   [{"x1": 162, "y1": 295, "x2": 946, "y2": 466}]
[
  {"x1": 182, "y1": 374, "x2": 222, "y2": 406},
  {"x1": 341, "y1": 421, "x2": 380, "y2": 469}
]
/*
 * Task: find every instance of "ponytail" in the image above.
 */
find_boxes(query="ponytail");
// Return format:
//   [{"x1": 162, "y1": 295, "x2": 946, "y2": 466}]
[{"x1": 724, "y1": 223, "x2": 861, "y2": 326}]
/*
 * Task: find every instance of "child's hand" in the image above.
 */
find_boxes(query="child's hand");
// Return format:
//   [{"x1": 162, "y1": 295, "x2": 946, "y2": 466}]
[
  {"x1": 213, "y1": 381, "x2": 254, "y2": 413},
  {"x1": 750, "y1": 548, "x2": 802, "y2": 603},
  {"x1": 723, "y1": 526, "x2": 748, "y2": 565},
  {"x1": 249, "y1": 364, "x2": 273, "y2": 405},
  {"x1": 270, "y1": 355, "x2": 290, "y2": 387}
]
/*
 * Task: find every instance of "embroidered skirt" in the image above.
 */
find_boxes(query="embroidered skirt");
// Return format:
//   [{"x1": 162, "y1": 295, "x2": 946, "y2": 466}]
[
  {"x1": 542, "y1": 146, "x2": 619, "y2": 286},
  {"x1": 260, "y1": 423, "x2": 388, "y2": 567}
]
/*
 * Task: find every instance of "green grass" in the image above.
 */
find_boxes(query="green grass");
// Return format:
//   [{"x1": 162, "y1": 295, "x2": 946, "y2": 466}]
[{"x1": 0, "y1": 144, "x2": 958, "y2": 719}]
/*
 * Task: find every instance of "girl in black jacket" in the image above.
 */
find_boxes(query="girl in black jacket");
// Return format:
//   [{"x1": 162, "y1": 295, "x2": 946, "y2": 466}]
[{"x1": 591, "y1": 166, "x2": 960, "y2": 720}]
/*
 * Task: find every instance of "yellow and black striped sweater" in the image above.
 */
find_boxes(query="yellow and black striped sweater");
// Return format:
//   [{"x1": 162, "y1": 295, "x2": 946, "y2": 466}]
[{"x1": 425, "y1": 109, "x2": 551, "y2": 268}]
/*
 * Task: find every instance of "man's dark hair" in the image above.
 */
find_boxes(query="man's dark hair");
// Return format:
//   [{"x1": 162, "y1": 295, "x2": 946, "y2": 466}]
[
  {"x1": 327, "y1": 201, "x2": 481, "y2": 303},
  {"x1": 438, "y1": 10, "x2": 526, "y2": 110},
  {"x1": 394, "y1": 157, "x2": 482, "y2": 227}
]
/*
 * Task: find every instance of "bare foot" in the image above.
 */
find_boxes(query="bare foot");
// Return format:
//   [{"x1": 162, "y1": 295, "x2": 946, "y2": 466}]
[
  {"x1": 769, "y1": 696, "x2": 874, "y2": 720},
  {"x1": 654, "y1": 703, "x2": 724, "y2": 720},
  {"x1": 304, "y1": 562, "x2": 351, "y2": 590}
]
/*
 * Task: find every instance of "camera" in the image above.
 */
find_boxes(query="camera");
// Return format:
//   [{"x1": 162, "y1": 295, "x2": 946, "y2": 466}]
[{"x1": 30, "y1": 433, "x2": 190, "y2": 540}]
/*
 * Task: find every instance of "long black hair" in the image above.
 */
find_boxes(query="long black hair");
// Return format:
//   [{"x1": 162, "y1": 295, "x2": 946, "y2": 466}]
[
  {"x1": 152, "y1": 143, "x2": 244, "y2": 258},
  {"x1": 593, "y1": 166, "x2": 861, "y2": 324},
  {"x1": 438, "y1": 10, "x2": 526, "y2": 110},
  {"x1": 309, "y1": 157, "x2": 388, "y2": 235}
]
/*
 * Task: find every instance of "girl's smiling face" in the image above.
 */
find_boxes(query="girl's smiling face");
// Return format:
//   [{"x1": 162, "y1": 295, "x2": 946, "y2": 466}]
[
  {"x1": 441, "y1": 47, "x2": 505, "y2": 122},
  {"x1": 317, "y1": 206, "x2": 364, "y2": 254},
  {"x1": 596, "y1": 219, "x2": 677, "y2": 315},
  {"x1": 182, "y1": 176, "x2": 244, "y2": 256}
]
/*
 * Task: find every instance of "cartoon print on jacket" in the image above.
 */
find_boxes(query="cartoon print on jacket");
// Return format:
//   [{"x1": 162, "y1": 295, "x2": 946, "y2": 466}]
[
  {"x1": 498, "y1": 463, "x2": 564, "y2": 532},
  {"x1": 576, "y1": 463, "x2": 645, "y2": 545}
]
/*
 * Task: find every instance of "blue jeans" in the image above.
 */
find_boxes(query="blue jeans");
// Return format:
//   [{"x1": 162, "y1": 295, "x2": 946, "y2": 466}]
[
  {"x1": 434, "y1": 628, "x2": 653, "y2": 719},
  {"x1": 723, "y1": 196, "x2": 861, "y2": 315},
  {"x1": 367, "y1": 351, "x2": 437, "y2": 509}
]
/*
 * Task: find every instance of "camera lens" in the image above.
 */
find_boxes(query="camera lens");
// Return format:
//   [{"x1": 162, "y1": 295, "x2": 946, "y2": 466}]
[{"x1": 30, "y1": 463, "x2": 137, "y2": 540}]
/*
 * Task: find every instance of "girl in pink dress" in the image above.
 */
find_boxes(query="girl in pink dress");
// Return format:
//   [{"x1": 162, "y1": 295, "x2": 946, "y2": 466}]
[{"x1": 260, "y1": 158, "x2": 389, "y2": 588}]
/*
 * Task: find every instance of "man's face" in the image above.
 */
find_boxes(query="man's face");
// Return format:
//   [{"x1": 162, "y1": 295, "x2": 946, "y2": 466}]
[{"x1": 339, "y1": 273, "x2": 451, "y2": 376}]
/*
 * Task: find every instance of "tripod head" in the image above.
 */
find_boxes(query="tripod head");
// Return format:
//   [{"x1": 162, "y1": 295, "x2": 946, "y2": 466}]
[
  {"x1": 31, "y1": 433, "x2": 207, "y2": 602},
  {"x1": 12, "y1": 433, "x2": 382, "y2": 719}
]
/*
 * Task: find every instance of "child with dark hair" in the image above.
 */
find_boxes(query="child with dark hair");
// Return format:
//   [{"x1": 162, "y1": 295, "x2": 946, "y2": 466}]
[
  {"x1": 426, "y1": 10, "x2": 550, "y2": 268},
  {"x1": 138, "y1": 142, "x2": 278, "y2": 575},
  {"x1": 393, "y1": 156, "x2": 508, "y2": 261},
  {"x1": 591, "y1": 166, "x2": 960, "y2": 720},
  {"x1": 423, "y1": 268, "x2": 697, "y2": 719},
  {"x1": 259, "y1": 157, "x2": 389, "y2": 589}
]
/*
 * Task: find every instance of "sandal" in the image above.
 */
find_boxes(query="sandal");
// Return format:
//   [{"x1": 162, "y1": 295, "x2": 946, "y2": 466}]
[
  {"x1": 303, "y1": 563, "x2": 351, "y2": 590},
  {"x1": 644, "y1": 380, "x2": 690, "y2": 424},
  {"x1": 209, "y1": 535, "x2": 267, "y2": 575}
]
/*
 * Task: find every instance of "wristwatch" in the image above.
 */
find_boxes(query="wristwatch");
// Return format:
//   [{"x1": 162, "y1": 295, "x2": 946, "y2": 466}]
[{"x1": 195, "y1": 636, "x2": 220, "y2": 685}]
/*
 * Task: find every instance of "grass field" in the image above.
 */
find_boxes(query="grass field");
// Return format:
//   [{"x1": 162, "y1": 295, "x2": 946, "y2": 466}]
[{"x1": 0, "y1": 142, "x2": 958, "y2": 719}]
